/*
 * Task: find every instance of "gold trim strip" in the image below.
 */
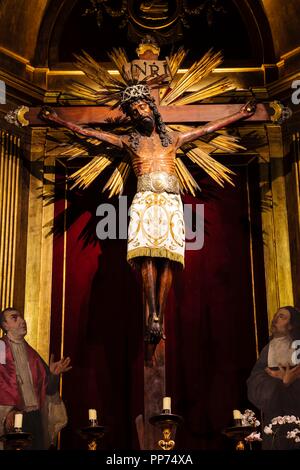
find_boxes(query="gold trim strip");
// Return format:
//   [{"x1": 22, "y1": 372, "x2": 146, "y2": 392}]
[
  {"x1": 246, "y1": 164, "x2": 259, "y2": 358},
  {"x1": 5, "y1": 135, "x2": 13, "y2": 306},
  {"x1": 1, "y1": 133, "x2": 9, "y2": 308},
  {"x1": 269, "y1": 181, "x2": 280, "y2": 312},
  {"x1": 47, "y1": 70, "x2": 82, "y2": 76},
  {"x1": 10, "y1": 137, "x2": 20, "y2": 305},
  {"x1": 47, "y1": 67, "x2": 263, "y2": 76},
  {"x1": 0, "y1": 46, "x2": 30, "y2": 64},
  {"x1": 6, "y1": 135, "x2": 14, "y2": 307},
  {"x1": 57, "y1": 164, "x2": 68, "y2": 449},
  {"x1": 59, "y1": 164, "x2": 68, "y2": 397},
  {"x1": 0, "y1": 130, "x2": 20, "y2": 325},
  {"x1": 127, "y1": 247, "x2": 184, "y2": 266},
  {"x1": 0, "y1": 131, "x2": 6, "y2": 308},
  {"x1": 280, "y1": 46, "x2": 300, "y2": 61}
]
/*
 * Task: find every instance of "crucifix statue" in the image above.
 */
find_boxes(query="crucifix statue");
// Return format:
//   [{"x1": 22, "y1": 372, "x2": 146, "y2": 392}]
[
  {"x1": 5, "y1": 34, "x2": 273, "y2": 449},
  {"x1": 40, "y1": 36, "x2": 256, "y2": 347}
]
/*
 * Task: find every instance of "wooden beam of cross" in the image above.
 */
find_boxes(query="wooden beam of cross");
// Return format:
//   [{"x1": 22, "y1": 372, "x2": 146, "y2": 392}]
[{"x1": 24, "y1": 102, "x2": 271, "y2": 127}]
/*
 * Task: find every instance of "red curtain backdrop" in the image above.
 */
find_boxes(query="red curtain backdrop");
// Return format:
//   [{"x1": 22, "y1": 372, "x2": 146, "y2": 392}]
[{"x1": 50, "y1": 157, "x2": 267, "y2": 449}]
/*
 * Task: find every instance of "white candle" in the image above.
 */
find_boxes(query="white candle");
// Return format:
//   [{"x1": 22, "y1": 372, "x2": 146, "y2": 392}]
[
  {"x1": 14, "y1": 413, "x2": 23, "y2": 429},
  {"x1": 163, "y1": 397, "x2": 171, "y2": 413},
  {"x1": 89, "y1": 409, "x2": 97, "y2": 421},
  {"x1": 233, "y1": 409, "x2": 242, "y2": 420}
]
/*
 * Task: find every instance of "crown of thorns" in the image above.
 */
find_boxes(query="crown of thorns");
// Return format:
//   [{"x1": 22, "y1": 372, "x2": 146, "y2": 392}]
[{"x1": 121, "y1": 84, "x2": 151, "y2": 104}]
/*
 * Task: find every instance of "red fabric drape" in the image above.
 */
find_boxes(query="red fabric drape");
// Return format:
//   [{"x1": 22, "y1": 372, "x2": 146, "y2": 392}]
[{"x1": 0, "y1": 337, "x2": 47, "y2": 408}]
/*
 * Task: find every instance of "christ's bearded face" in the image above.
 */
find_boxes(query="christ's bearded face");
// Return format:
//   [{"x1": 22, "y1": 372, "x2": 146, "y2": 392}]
[
  {"x1": 129, "y1": 100, "x2": 155, "y2": 134},
  {"x1": 271, "y1": 308, "x2": 292, "y2": 337}
]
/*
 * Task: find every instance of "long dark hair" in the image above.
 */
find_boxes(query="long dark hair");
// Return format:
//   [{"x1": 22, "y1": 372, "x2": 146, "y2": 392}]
[
  {"x1": 285, "y1": 306, "x2": 300, "y2": 340},
  {"x1": 121, "y1": 97, "x2": 172, "y2": 150}
]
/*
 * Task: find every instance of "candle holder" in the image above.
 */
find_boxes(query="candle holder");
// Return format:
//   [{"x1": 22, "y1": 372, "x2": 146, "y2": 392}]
[
  {"x1": 149, "y1": 412, "x2": 183, "y2": 450},
  {"x1": 79, "y1": 421, "x2": 107, "y2": 450},
  {"x1": 0, "y1": 429, "x2": 32, "y2": 450},
  {"x1": 222, "y1": 424, "x2": 254, "y2": 451}
]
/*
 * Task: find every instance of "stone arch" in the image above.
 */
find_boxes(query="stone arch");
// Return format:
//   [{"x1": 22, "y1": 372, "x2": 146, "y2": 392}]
[{"x1": 2, "y1": 0, "x2": 300, "y2": 69}]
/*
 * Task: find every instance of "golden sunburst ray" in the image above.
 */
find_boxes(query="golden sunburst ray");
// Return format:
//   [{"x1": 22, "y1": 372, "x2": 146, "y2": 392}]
[
  {"x1": 47, "y1": 134, "x2": 106, "y2": 159},
  {"x1": 208, "y1": 134, "x2": 246, "y2": 153},
  {"x1": 160, "y1": 49, "x2": 223, "y2": 106},
  {"x1": 159, "y1": 48, "x2": 187, "y2": 102},
  {"x1": 175, "y1": 157, "x2": 201, "y2": 196},
  {"x1": 185, "y1": 146, "x2": 235, "y2": 187},
  {"x1": 108, "y1": 48, "x2": 132, "y2": 84},
  {"x1": 171, "y1": 77, "x2": 235, "y2": 106},
  {"x1": 168, "y1": 125, "x2": 245, "y2": 154},
  {"x1": 102, "y1": 156, "x2": 131, "y2": 197},
  {"x1": 167, "y1": 47, "x2": 187, "y2": 81},
  {"x1": 73, "y1": 51, "x2": 124, "y2": 90},
  {"x1": 69, "y1": 155, "x2": 114, "y2": 190},
  {"x1": 67, "y1": 81, "x2": 100, "y2": 103}
]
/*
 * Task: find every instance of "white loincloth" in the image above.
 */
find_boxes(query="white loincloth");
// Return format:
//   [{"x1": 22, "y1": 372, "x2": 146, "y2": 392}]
[{"x1": 127, "y1": 191, "x2": 185, "y2": 267}]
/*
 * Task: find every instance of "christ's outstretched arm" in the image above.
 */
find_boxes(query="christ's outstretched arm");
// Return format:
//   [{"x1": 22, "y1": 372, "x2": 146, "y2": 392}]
[
  {"x1": 40, "y1": 106, "x2": 124, "y2": 149},
  {"x1": 176, "y1": 100, "x2": 256, "y2": 148}
]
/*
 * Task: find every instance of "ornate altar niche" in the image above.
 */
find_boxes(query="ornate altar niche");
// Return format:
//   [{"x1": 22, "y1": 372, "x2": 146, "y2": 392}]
[{"x1": 1, "y1": 0, "x2": 300, "y2": 450}]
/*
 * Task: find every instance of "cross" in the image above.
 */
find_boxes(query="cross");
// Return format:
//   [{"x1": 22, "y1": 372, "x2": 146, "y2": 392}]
[
  {"x1": 25, "y1": 102, "x2": 270, "y2": 126},
  {"x1": 12, "y1": 45, "x2": 273, "y2": 451}
]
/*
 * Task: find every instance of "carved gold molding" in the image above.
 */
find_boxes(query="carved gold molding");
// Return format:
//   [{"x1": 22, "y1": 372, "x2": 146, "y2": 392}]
[
  {"x1": 0, "y1": 47, "x2": 31, "y2": 65},
  {"x1": 259, "y1": 125, "x2": 294, "y2": 328},
  {"x1": 23, "y1": 128, "x2": 55, "y2": 361},
  {"x1": 4, "y1": 106, "x2": 30, "y2": 127},
  {"x1": 277, "y1": 46, "x2": 300, "y2": 69}
]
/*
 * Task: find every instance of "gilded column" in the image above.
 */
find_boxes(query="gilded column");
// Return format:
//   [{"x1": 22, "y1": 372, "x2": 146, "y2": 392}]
[
  {"x1": 0, "y1": 130, "x2": 21, "y2": 309},
  {"x1": 286, "y1": 131, "x2": 300, "y2": 306},
  {"x1": 23, "y1": 128, "x2": 55, "y2": 361},
  {"x1": 261, "y1": 124, "x2": 294, "y2": 326}
]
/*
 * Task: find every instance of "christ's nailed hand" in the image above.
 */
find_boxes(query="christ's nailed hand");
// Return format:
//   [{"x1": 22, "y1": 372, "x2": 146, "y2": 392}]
[
  {"x1": 240, "y1": 99, "x2": 256, "y2": 116},
  {"x1": 40, "y1": 106, "x2": 58, "y2": 121}
]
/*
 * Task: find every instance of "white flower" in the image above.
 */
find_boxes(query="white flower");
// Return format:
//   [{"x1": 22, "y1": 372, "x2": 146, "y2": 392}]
[
  {"x1": 265, "y1": 416, "x2": 300, "y2": 442},
  {"x1": 287, "y1": 415, "x2": 297, "y2": 423},
  {"x1": 245, "y1": 432, "x2": 262, "y2": 442},
  {"x1": 241, "y1": 409, "x2": 260, "y2": 427},
  {"x1": 287, "y1": 430, "x2": 298, "y2": 439},
  {"x1": 264, "y1": 425, "x2": 273, "y2": 435},
  {"x1": 271, "y1": 416, "x2": 284, "y2": 425}
]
